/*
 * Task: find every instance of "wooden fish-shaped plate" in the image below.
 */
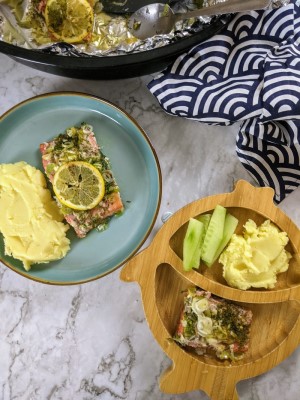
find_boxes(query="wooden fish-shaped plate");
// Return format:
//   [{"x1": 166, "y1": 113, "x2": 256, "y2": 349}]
[{"x1": 120, "y1": 180, "x2": 300, "y2": 399}]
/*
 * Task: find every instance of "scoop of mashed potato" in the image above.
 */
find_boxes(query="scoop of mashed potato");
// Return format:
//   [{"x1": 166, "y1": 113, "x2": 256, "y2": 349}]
[
  {"x1": 219, "y1": 219, "x2": 291, "y2": 290},
  {"x1": 0, "y1": 162, "x2": 70, "y2": 271}
]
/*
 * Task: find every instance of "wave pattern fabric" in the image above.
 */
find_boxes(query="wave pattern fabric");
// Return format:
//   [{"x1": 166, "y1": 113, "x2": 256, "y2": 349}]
[{"x1": 148, "y1": 0, "x2": 300, "y2": 203}]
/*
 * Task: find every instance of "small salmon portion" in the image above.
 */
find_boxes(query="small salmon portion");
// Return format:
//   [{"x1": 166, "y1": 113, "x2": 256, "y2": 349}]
[
  {"x1": 173, "y1": 288, "x2": 252, "y2": 361},
  {"x1": 40, "y1": 123, "x2": 124, "y2": 238}
]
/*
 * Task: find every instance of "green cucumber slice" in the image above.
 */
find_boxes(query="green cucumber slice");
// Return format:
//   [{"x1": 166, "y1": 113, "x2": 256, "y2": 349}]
[
  {"x1": 201, "y1": 205, "x2": 226, "y2": 265},
  {"x1": 206, "y1": 213, "x2": 238, "y2": 266},
  {"x1": 197, "y1": 213, "x2": 211, "y2": 260},
  {"x1": 197, "y1": 213, "x2": 211, "y2": 232},
  {"x1": 183, "y1": 218, "x2": 205, "y2": 271}
]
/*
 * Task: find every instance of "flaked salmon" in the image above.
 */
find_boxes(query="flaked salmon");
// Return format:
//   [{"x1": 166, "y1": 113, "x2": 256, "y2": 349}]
[{"x1": 173, "y1": 287, "x2": 252, "y2": 361}]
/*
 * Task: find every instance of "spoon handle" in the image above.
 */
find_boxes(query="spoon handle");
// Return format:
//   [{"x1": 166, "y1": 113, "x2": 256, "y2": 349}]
[{"x1": 174, "y1": 0, "x2": 273, "y2": 22}]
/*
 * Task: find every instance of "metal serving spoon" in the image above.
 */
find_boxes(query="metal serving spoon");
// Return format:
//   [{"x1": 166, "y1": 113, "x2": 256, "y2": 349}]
[{"x1": 128, "y1": 0, "x2": 272, "y2": 40}]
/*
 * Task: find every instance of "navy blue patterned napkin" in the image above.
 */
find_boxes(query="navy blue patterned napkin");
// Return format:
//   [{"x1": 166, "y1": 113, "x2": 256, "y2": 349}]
[{"x1": 148, "y1": 0, "x2": 300, "y2": 203}]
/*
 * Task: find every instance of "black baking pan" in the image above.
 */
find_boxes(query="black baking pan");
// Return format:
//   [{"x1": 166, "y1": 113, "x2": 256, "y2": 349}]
[
  {"x1": 0, "y1": 16, "x2": 231, "y2": 80},
  {"x1": 101, "y1": 0, "x2": 168, "y2": 13}
]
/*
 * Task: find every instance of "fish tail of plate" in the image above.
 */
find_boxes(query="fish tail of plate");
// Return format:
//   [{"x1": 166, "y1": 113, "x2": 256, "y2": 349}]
[
  {"x1": 120, "y1": 247, "x2": 150, "y2": 283},
  {"x1": 159, "y1": 361, "x2": 239, "y2": 400}
]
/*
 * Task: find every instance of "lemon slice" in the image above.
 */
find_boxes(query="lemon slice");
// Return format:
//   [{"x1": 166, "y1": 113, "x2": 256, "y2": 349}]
[
  {"x1": 53, "y1": 161, "x2": 105, "y2": 211},
  {"x1": 44, "y1": 0, "x2": 94, "y2": 44}
]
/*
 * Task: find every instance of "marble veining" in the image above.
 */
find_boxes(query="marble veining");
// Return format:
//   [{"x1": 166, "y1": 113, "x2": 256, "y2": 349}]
[{"x1": 1, "y1": 54, "x2": 300, "y2": 400}]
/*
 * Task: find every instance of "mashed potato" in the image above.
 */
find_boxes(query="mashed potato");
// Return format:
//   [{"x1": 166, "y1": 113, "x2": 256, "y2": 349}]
[
  {"x1": 0, "y1": 162, "x2": 70, "y2": 271},
  {"x1": 219, "y1": 219, "x2": 291, "y2": 290}
]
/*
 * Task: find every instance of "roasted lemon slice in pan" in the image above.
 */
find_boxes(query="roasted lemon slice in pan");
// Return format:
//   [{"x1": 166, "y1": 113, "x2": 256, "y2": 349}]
[
  {"x1": 45, "y1": 0, "x2": 94, "y2": 44},
  {"x1": 53, "y1": 161, "x2": 105, "y2": 211}
]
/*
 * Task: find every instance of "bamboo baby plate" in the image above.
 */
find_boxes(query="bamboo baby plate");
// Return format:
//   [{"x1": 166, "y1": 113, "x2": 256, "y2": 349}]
[{"x1": 120, "y1": 180, "x2": 300, "y2": 399}]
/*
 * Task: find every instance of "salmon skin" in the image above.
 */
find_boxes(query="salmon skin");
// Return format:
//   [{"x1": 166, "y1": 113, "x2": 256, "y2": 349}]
[
  {"x1": 173, "y1": 287, "x2": 252, "y2": 361},
  {"x1": 40, "y1": 123, "x2": 124, "y2": 238}
]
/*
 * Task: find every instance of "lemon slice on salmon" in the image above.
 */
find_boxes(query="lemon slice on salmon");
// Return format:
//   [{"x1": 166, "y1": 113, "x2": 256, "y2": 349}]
[
  {"x1": 44, "y1": 0, "x2": 94, "y2": 44},
  {"x1": 53, "y1": 161, "x2": 105, "y2": 211}
]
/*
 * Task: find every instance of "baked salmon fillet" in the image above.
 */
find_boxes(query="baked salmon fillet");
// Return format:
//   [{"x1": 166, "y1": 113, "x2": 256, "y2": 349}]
[
  {"x1": 173, "y1": 287, "x2": 252, "y2": 361},
  {"x1": 40, "y1": 123, "x2": 123, "y2": 238}
]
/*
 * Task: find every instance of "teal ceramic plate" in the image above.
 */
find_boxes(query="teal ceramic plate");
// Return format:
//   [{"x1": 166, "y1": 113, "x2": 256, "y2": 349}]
[{"x1": 0, "y1": 92, "x2": 162, "y2": 285}]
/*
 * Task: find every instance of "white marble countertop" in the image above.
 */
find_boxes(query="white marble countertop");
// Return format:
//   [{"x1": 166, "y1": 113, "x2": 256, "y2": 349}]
[{"x1": 1, "y1": 54, "x2": 300, "y2": 400}]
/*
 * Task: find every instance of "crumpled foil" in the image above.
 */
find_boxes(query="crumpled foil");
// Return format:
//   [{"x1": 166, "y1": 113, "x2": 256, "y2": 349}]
[{"x1": 0, "y1": 0, "x2": 289, "y2": 57}]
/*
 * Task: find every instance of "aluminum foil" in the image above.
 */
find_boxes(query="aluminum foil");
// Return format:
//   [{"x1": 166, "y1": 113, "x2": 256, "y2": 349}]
[{"x1": 0, "y1": 0, "x2": 289, "y2": 57}]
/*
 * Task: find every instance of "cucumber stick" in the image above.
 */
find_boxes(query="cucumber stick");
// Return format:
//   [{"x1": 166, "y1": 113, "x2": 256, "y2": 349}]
[
  {"x1": 197, "y1": 213, "x2": 211, "y2": 232},
  {"x1": 201, "y1": 205, "x2": 227, "y2": 265},
  {"x1": 183, "y1": 218, "x2": 205, "y2": 271},
  {"x1": 206, "y1": 213, "x2": 238, "y2": 266},
  {"x1": 197, "y1": 213, "x2": 211, "y2": 260}
]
